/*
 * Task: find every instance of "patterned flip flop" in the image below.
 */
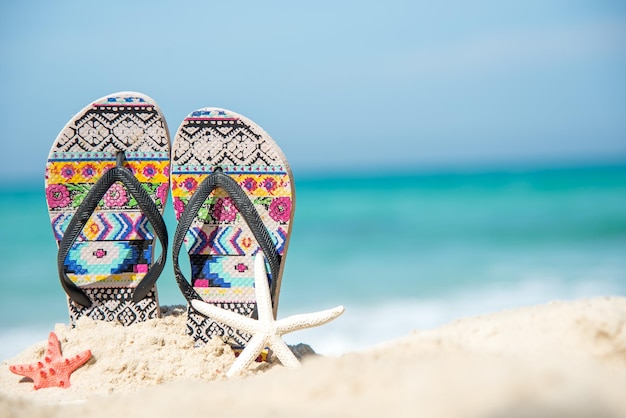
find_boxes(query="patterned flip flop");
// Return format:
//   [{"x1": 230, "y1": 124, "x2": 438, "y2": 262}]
[
  {"x1": 171, "y1": 108, "x2": 295, "y2": 347},
  {"x1": 45, "y1": 92, "x2": 170, "y2": 325}
]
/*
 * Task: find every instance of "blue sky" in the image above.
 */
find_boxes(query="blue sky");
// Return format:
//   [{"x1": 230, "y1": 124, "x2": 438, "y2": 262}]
[{"x1": 1, "y1": 0, "x2": 625, "y2": 181}]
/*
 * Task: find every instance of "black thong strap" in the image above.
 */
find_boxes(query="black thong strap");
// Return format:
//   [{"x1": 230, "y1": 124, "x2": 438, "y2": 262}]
[
  {"x1": 172, "y1": 167, "x2": 282, "y2": 305},
  {"x1": 57, "y1": 151, "x2": 168, "y2": 307}
]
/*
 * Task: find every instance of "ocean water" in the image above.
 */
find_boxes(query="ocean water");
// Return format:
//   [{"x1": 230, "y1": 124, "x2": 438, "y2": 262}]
[{"x1": 1, "y1": 164, "x2": 625, "y2": 359}]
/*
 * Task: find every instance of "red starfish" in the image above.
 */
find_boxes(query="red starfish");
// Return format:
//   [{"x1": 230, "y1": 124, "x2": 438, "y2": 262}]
[{"x1": 9, "y1": 332, "x2": 92, "y2": 390}]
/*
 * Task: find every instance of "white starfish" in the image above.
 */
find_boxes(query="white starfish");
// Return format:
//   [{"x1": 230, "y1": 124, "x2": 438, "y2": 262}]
[{"x1": 191, "y1": 253, "x2": 345, "y2": 377}]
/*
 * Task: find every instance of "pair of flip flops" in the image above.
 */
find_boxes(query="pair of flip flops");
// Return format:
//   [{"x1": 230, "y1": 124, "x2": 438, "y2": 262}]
[{"x1": 45, "y1": 92, "x2": 294, "y2": 347}]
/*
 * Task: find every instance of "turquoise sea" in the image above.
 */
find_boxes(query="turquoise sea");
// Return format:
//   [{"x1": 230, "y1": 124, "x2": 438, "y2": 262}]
[{"x1": 1, "y1": 163, "x2": 625, "y2": 359}]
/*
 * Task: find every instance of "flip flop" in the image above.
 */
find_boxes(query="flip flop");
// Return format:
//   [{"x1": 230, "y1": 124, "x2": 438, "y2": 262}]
[
  {"x1": 45, "y1": 92, "x2": 170, "y2": 325},
  {"x1": 171, "y1": 108, "x2": 295, "y2": 348}
]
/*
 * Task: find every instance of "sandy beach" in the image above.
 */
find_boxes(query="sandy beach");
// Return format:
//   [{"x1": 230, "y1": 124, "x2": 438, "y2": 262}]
[{"x1": 1, "y1": 297, "x2": 625, "y2": 418}]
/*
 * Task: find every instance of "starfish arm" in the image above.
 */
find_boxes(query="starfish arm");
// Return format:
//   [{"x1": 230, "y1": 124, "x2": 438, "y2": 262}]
[
  {"x1": 8, "y1": 364, "x2": 39, "y2": 379},
  {"x1": 226, "y1": 333, "x2": 267, "y2": 378},
  {"x1": 64, "y1": 349, "x2": 92, "y2": 370},
  {"x1": 45, "y1": 332, "x2": 62, "y2": 359},
  {"x1": 276, "y1": 305, "x2": 345, "y2": 335},
  {"x1": 191, "y1": 300, "x2": 258, "y2": 334},
  {"x1": 253, "y1": 253, "x2": 274, "y2": 322},
  {"x1": 267, "y1": 334, "x2": 300, "y2": 369},
  {"x1": 9, "y1": 361, "x2": 47, "y2": 389}
]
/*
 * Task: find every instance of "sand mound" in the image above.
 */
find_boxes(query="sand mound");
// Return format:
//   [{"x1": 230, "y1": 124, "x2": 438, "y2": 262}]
[{"x1": 2, "y1": 297, "x2": 626, "y2": 417}]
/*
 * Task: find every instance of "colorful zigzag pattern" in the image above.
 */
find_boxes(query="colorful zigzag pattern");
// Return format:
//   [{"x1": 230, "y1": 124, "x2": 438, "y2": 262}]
[
  {"x1": 51, "y1": 212, "x2": 154, "y2": 241},
  {"x1": 185, "y1": 226, "x2": 287, "y2": 256}
]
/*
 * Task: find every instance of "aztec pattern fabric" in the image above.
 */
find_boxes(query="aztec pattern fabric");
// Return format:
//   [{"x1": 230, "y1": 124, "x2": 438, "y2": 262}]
[
  {"x1": 171, "y1": 108, "x2": 295, "y2": 347},
  {"x1": 45, "y1": 92, "x2": 170, "y2": 325}
]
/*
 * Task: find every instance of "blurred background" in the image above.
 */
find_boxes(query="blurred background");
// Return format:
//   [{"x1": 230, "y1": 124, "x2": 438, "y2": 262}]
[{"x1": 1, "y1": 0, "x2": 625, "y2": 358}]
